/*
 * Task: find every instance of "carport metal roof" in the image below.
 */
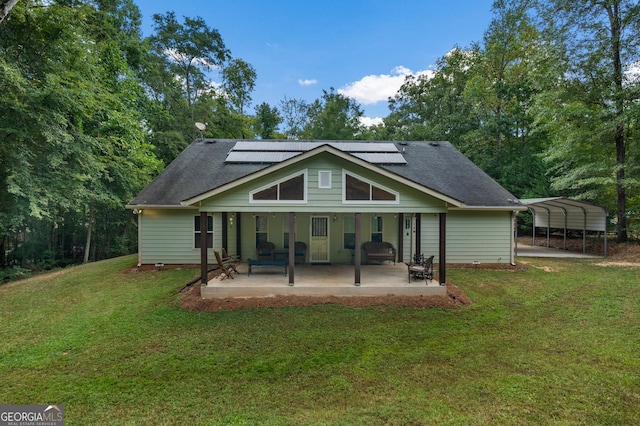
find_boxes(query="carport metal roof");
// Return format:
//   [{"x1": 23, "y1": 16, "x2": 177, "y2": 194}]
[{"x1": 518, "y1": 197, "x2": 608, "y2": 256}]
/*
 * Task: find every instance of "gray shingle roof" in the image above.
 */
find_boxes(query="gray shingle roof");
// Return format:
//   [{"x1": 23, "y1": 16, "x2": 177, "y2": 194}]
[{"x1": 127, "y1": 139, "x2": 521, "y2": 208}]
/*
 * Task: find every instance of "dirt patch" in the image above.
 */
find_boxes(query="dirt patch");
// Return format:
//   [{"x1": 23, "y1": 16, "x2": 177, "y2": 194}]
[
  {"x1": 178, "y1": 280, "x2": 472, "y2": 312},
  {"x1": 595, "y1": 261, "x2": 640, "y2": 267}
]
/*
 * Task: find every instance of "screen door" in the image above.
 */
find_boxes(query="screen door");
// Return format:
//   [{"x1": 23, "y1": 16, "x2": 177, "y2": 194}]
[{"x1": 310, "y1": 216, "x2": 330, "y2": 262}]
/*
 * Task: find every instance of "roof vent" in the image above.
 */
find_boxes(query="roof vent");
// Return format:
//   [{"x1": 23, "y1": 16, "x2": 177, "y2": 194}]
[{"x1": 429, "y1": 142, "x2": 440, "y2": 147}]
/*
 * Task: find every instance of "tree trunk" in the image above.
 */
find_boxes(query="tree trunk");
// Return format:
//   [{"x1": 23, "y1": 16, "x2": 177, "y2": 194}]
[
  {"x1": 83, "y1": 204, "x2": 94, "y2": 263},
  {"x1": 607, "y1": 2, "x2": 627, "y2": 243},
  {"x1": 0, "y1": 0, "x2": 19, "y2": 23}
]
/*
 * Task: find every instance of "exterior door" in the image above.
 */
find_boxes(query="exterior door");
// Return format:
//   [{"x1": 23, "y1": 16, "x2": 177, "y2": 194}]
[{"x1": 310, "y1": 216, "x2": 330, "y2": 262}]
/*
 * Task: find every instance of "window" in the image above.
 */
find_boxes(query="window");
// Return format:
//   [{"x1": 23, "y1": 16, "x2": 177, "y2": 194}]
[
  {"x1": 371, "y1": 216, "x2": 383, "y2": 242},
  {"x1": 251, "y1": 171, "x2": 307, "y2": 202},
  {"x1": 318, "y1": 170, "x2": 332, "y2": 189},
  {"x1": 282, "y1": 217, "x2": 296, "y2": 249},
  {"x1": 255, "y1": 215, "x2": 268, "y2": 246},
  {"x1": 343, "y1": 216, "x2": 355, "y2": 249},
  {"x1": 343, "y1": 171, "x2": 398, "y2": 203},
  {"x1": 194, "y1": 215, "x2": 213, "y2": 248}
]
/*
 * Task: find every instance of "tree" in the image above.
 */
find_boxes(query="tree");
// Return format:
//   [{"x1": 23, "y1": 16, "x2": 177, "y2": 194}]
[
  {"x1": 279, "y1": 96, "x2": 309, "y2": 139},
  {"x1": 222, "y1": 58, "x2": 256, "y2": 116},
  {"x1": 0, "y1": 0, "x2": 159, "y2": 269},
  {"x1": 0, "y1": 0, "x2": 18, "y2": 23},
  {"x1": 149, "y1": 12, "x2": 230, "y2": 112},
  {"x1": 253, "y1": 102, "x2": 282, "y2": 139},
  {"x1": 302, "y1": 88, "x2": 364, "y2": 140},
  {"x1": 386, "y1": 47, "x2": 479, "y2": 143},
  {"x1": 537, "y1": 0, "x2": 640, "y2": 242}
]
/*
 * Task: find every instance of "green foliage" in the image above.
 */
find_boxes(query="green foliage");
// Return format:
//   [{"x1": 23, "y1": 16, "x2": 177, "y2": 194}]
[
  {"x1": 534, "y1": 0, "x2": 640, "y2": 241},
  {"x1": 0, "y1": 0, "x2": 160, "y2": 268},
  {"x1": 301, "y1": 88, "x2": 365, "y2": 140},
  {"x1": 253, "y1": 102, "x2": 282, "y2": 139}
]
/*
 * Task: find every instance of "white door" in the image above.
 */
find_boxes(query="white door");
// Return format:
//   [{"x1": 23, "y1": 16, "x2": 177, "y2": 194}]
[{"x1": 310, "y1": 216, "x2": 330, "y2": 262}]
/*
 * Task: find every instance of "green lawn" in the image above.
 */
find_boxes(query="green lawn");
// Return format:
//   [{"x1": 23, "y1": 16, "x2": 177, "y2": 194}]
[{"x1": 1, "y1": 255, "x2": 638, "y2": 425}]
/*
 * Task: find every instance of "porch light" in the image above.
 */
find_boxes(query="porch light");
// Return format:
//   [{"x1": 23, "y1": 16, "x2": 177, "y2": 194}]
[
  {"x1": 229, "y1": 213, "x2": 234, "y2": 227},
  {"x1": 333, "y1": 214, "x2": 337, "y2": 222}
]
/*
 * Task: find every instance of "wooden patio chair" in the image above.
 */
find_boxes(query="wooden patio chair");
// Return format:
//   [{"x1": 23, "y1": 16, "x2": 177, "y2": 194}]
[
  {"x1": 221, "y1": 248, "x2": 240, "y2": 266},
  {"x1": 214, "y1": 250, "x2": 235, "y2": 280},
  {"x1": 256, "y1": 242, "x2": 275, "y2": 261},
  {"x1": 221, "y1": 248, "x2": 240, "y2": 273},
  {"x1": 407, "y1": 254, "x2": 434, "y2": 283}
]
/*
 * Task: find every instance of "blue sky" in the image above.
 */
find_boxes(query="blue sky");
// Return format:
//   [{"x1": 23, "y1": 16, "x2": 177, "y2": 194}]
[{"x1": 134, "y1": 0, "x2": 496, "y2": 123}]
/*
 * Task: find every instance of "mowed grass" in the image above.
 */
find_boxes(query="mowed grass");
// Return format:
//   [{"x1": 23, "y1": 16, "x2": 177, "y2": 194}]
[{"x1": 0, "y1": 255, "x2": 639, "y2": 425}]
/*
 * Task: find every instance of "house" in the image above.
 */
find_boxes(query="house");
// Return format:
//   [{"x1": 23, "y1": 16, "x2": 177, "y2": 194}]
[{"x1": 127, "y1": 139, "x2": 526, "y2": 290}]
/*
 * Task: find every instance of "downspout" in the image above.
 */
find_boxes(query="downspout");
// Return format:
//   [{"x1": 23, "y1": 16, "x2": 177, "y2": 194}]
[
  {"x1": 136, "y1": 210, "x2": 142, "y2": 266},
  {"x1": 511, "y1": 211, "x2": 517, "y2": 265}
]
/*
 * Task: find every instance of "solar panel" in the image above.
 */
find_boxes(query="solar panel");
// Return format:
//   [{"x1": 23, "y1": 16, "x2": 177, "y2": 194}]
[{"x1": 225, "y1": 141, "x2": 406, "y2": 164}]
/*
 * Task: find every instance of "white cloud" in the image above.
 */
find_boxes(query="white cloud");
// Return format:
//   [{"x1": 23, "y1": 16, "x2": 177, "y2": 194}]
[
  {"x1": 298, "y1": 78, "x2": 318, "y2": 86},
  {"x1": 339, "y1": 66, "x2": 435, "y2": 105},
  {"x1": 359, "y1": 116, "x2": 384, "y2": 127}
]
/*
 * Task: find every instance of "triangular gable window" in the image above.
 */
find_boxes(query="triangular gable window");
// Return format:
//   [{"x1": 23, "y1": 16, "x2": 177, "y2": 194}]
[
  {"x1": 251, "y1": 171, "x2": 307, "y2": 203},
  {"x1": 343, "y1": 171, "x2": 398, "y2": 204}
]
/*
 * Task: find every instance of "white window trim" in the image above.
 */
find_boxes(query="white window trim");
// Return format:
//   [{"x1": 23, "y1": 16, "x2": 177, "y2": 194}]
[
  {"x1": 249, "y1": 169, "x2": 308, "y2": 204},
  {"x1": 341, "y1": 170, "x2": 399, "y2": 204},
  {"x1": 318, "y1": 170, "x2": 332, "y2": 189}
]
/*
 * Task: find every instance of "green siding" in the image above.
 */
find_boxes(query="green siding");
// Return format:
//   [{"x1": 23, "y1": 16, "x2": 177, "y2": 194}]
[
  {"x1": 139, "y1": 209, "x2": 513, "y2": 265},
  {"x1": 410, "y1": 211, "x2": 512, "y2": 264},
  {"x1": 200, "y1": 152, "x2": 447, "y2": 213},
  {"x1": 139, "y1": 209, "x2": 227, "y2": 264}
]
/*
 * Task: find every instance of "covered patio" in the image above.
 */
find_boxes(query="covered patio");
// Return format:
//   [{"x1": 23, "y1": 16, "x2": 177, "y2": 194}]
[{"x1": 201, "y1": 263, "x2": 446, "y2": 298}]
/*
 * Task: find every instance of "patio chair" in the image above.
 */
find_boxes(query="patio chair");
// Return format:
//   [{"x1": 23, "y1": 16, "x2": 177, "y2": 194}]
[
  {"x1": 407, "y1": 254, "x2": 434, "y2": 283},
  {"x1": 256, "y1": 241, "x2": 275, "y2": 261},
  {"x1": 214, "y1": 250, "x2": 235, "y2": 280},
  {"x1": 221, "y1": 248, "x2": 240, "y2": 273},
  {"x1": 294, "y1": 241, "x2": 307, "y2": 264}
]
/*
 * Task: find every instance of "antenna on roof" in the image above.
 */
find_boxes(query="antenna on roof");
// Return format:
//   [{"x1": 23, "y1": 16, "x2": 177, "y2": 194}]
[{"x1": 195, "y1": 122, "x2": 206, "y2": 139}]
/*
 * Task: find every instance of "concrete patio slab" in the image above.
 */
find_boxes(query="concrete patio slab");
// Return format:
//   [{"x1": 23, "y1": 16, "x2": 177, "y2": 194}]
[
  {"x1": 515, "y1": 244, "x2": 602, "y2": 259},
  {"x1": 201, "y1": 263, "x2": 446, "y2": 298}
]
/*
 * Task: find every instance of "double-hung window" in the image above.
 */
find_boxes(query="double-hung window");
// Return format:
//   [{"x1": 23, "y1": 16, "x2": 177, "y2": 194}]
[{"x1": 194, "y1": 215, "x2": 213, "y2": 248}]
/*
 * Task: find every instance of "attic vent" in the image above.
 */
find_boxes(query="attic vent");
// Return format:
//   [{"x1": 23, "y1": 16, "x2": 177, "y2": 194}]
[{"x1": 429, "y1": 142, "x2": 440, "y2": 147}]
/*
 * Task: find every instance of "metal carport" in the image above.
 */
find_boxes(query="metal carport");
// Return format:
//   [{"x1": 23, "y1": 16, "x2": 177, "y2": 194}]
[{"x1": 517, "y1": 197, "x2": 609, "y2": 256}]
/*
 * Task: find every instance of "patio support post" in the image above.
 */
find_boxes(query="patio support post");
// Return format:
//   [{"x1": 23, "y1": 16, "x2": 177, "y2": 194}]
[
  {"x1": 415, "y1": 213, "x2": 422, "y2": 256},
  {"x1": 354, "y1": 213, "x2": 361, "y2": 286},
  {"x1": 221, "y1": 212, "x2": 228, "y2": 251},
  {"x1": 288, "y1": 212, "x2": 295, "y2": 285},
  {"x1": 439, "y1": 213, "x2": 446, "y2": 286},
  {"x1": 200, "y1": 212, "x2": 208, "y2": 285},
  {"x1": 397, "y1": 213, "x2": 404, "y2": 262},
  {"x1": 235, "y1": 212, "x2": 242, "y2": 260}
]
